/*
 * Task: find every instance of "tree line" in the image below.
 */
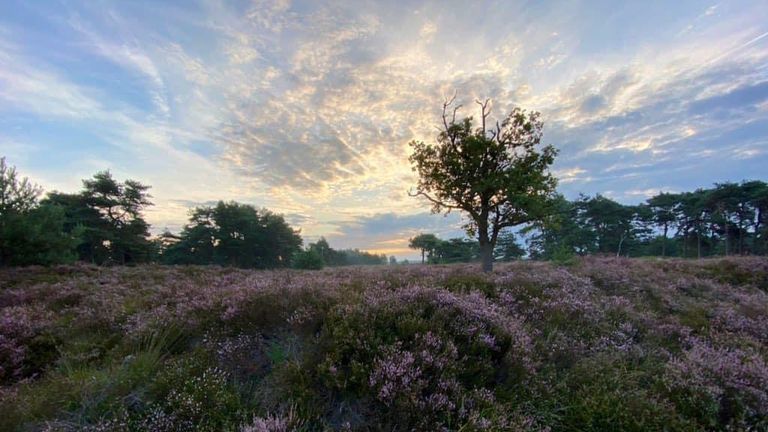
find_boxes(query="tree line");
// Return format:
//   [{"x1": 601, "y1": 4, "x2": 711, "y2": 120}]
[
  {"x1": 292, "y1": 237, "x2": 388, "y2": 269},
  {"x1": 408, "y1": 232, "x2": 524, "y2": 264},
  {"x1": 406, "y1": 181, "x2": 768, "y2": 265},
  {"x1": 0, "y1": 157, "x2": 388, "y2": 269},
  {"x1": 3, "y1": 153, "x2": 765, "y2": 270},
  {"x1": 528, "y1": 182, "x2": 768, "y2": 260}
]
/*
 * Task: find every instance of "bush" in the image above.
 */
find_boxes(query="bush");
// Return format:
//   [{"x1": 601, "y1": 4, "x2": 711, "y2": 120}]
[{"x1": 310, "y1": 287, "x2": 533, "y2": 429}]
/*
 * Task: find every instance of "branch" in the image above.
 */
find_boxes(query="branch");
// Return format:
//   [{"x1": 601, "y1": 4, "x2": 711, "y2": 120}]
[
  {"x1": 408, "y1": 189, "x2": 463, "y2": 210},
  {"x1": 441, "y1": 91, "x2": 457, "y2": 132},
  {"x1": 441, "y1": 91, "x2": 462, "y2": 144},
  {"x1": 475, "y1": 98, "x2": 491, "y2": 135}
]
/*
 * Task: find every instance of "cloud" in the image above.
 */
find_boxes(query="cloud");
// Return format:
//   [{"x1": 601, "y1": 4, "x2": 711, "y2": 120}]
[
  {"x1": 2, "y1": 0, "x2": 768, "y2": 256},
  {"x1": 324, "y1": 211, "x2": 465, "y2": 256}
]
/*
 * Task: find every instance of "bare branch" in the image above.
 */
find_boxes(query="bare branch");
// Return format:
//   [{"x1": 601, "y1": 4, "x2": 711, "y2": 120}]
[
  {"x1": 475, "y1": 98, "x2": 491, "y2": 135},
  {"x1": 451, "y1": 103, "x2": 462, "y2": 124},
  {"x1": 441, "y1": 91, "x2": 462, "y2": 144}
]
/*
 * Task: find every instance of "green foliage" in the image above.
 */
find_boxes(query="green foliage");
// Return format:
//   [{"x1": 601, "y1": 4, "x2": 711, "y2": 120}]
[
  {"x1": 443, "y1": 273, "x2": 496, "y2": 297},
  {"x1": 549, "y1": 355, "x2": 693, "y2": 431},
  {"x1": 162, "y1": 201, "x2": 302, "y2": 269},
  {"x1": 409, "y1": 233, "x2": 481, "y2": 264},
  {"x1": 312, "y1": 289, "x2": 524, "y2": 429},
  {"x1": 292, "y1": 249, "x2": 324, "y2": 270},
  {"x1": 408, "y1": 233, "x2": 441, "y2": 263},
  {"x1": 494, "y1": 230, "x2": 525, "y2": 261},
  {"x1": 0, "y1": 158, "x2": 81, "y2": 266},
  {"x1": 527, "y1": 181, "x2": 768, "y2": 261},
  {"x1": 39, "y1": 171, "x2": 154, "y2": 265},
  {"x1": 0, "y1": 156, "x2": 41, "y2": 215},
  {"x1": 2, "y1": 259, "x2": 768, "y2": 430},
  {"x1": 80, "y1": 171, "x2": 154, "y2": 265},
  {"x1": 432, "y1": 237, "x2": 479, "y2": 263},
  {"x1": 409, "y1": 98, "x2": 558, "y2": 271},
  {"x1": 149, "y1": 355, "x2": 241, "y2": 430},
  {"x1": 551, "y1": 244, "x2": 577, "y2": 266},
  {"x1": 307, "y1": 237, "x2": 387, "y2": 266}
]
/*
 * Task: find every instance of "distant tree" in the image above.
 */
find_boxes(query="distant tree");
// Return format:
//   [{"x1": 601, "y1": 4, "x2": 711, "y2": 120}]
[
  {"x1": 338, "y1": 249, "x2": 387, "y2": 266},
  {"x1": 408, "y1": 233, "x2": 441, "y2": 264},
  {"x1": 705, "y1": 183, "x2": 744, "y2": 256},
  {"x1": 524, "y1": 195, "x2": 592, "y2": 259},
  {"x1": 161, "y1": 206, "x2": 217, "y2": 265},
  {"x1": 292, "y1": 249, "x2": 324, "y2": 270},
  {"x1": 66, "y1": 171, "x2": 156, "y2": 264},
  {"x1": 676, "y1": 190, "x2": 711, "y2": 258},
  {"x1": 43, "y1": 191, "x2": 111, "y2": 263},
  {"x1": 2, "y1": 205, "x2": 82, "y2": 265},
  {"x1": 432, "y1": 238, "x2": 479, "y2": 263},
  {"x1": 0, "y1": 157, "x2": 80, "y2": 265},
  {"x1": 744, "y1": 180, "x2": 768, "y2": 254},
  {"x1": 163, "y1": 201, "x2": 302, "y2": 268},
  {"x1": 0, "y1": 157, "x2": 41, "y2": 215},
  {"x1": 409, "y1": 96, "x2": 558, "y2": 271},
  {"x1": 577, "y1": 195, "x2": 642, "y2": 257},
  {"x1": 309, "y1": 237, "x2": 332, "y2": 264},
  {"x1": 494, "y1": 230, "x2": 525, "y2": 261},
  {"x1": 305, "y1": 238, "x2": 386, "y2": 267},
  {"x1": 389, "y1": 255, "x2": 397, "y2": 265},
  {"x1": 646, "y1": 192, "x2": 678, "y2": 257}
]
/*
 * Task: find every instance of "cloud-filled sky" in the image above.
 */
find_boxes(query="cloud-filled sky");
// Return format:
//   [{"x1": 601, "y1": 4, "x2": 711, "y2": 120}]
[{"x1": 1, "y1": 0, "x2": 767, "y2": 259}]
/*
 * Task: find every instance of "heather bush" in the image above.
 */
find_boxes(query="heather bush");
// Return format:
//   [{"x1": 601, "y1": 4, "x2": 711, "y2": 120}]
[{"x1": 309, "y1": 286, "x2": 534, "y2": 429}]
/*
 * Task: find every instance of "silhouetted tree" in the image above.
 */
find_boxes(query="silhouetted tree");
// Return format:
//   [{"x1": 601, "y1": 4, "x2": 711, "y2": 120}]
[
  {"x1": 409, "y1": 233, "x2": 441, "y2": 264},
  {"x1": 409, "y1": 96, "x2": 557, "y2": 271}
]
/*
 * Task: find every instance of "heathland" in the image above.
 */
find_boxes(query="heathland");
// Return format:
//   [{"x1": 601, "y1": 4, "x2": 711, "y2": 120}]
[{"x1": 1, "y1": 257, "x2": 767, "y2": 431}]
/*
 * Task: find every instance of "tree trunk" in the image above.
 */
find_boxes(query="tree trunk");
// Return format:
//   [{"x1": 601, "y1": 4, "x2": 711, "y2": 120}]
[
  {"x1": 756, "y1": 208, "x2": 763, "y2": 254},
  {"x1": 617, "y1": 232, "x2": 626, "y2": 257},
  {"x1": 662, "y1": 223, "x2": 668, "y2": 257},
  {"x1": 738, "y1": 222, "x2": 743, "y2": 255},
  {"x1": 697, "y1": 229, "x2": 701, "y2": 259},
  {"x1": 421, "y1": 249, "x2": 425, "y2": 264},
  {"x1": 478, "y1": 221, "x2": 493, "y2": 272},
  {"x1": 480, "y1": 241, "x2": 493, "y2": 272}
]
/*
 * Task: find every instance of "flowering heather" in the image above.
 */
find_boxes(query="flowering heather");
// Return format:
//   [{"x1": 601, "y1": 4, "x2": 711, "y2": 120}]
[{"x1": 1, "y1": 257, "x2": 767, "y2": 430}]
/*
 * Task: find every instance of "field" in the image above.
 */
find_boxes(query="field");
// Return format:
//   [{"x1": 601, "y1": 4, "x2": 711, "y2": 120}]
[{"x1": 1, "y1": 258, "x2": 767, "y2": 431}]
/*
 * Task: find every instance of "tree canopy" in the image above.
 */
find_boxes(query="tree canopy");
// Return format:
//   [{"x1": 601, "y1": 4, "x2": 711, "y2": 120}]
[
  {"x1": 42, "y1": 171, "x2": 154, "y2": 265},
  {"x1": 409, "y1": 96, "x2": 558, "y2": 271},
  {"x1": 162, "y1": 201, "x2": 302, "y2": 269},
  {"x1": 0, "y1": 158, "x2": 80, "y2": 266}
]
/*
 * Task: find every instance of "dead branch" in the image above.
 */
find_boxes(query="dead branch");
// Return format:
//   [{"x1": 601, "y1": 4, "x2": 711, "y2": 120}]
[{"x1": 475, "y1": 98, "x2": 491, "y2": 135}]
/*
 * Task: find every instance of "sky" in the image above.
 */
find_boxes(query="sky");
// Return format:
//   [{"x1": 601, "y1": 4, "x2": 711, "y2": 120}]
[{"x1": 1, "y1": 0, "x2": 767, "y2": 259}]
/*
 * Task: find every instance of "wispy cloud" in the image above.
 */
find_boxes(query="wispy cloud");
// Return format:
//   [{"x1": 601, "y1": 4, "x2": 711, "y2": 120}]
[{"x1": 1, "y1": 0, "x2": 767, "y2": 256}]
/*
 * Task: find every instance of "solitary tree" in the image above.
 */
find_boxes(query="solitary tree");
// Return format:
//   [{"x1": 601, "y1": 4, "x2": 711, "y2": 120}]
[
  {"x1": 408, "y1": 233, "x2": 441, "y2": 264},
  {"x1": 409, "y1": 96, "x2": 558, "y2": 271}
]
